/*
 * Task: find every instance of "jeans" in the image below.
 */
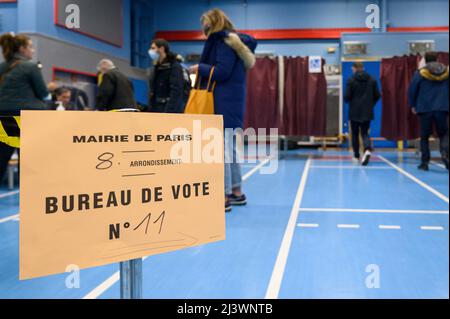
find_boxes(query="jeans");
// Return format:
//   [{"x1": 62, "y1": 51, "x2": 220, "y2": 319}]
[
  {"x1": 224, "y1": 130, "x2": 243, "y2": 196},
  {"x1": 351, "y1": 121, "x2": 372, "y2": 158},
  {"x1": 418, "y1": 111, "x2": 449, "y2": 164}
]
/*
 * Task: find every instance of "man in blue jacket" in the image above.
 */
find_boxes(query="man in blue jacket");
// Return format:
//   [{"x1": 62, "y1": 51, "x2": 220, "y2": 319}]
[{"x1": 408, "y1": 52, "x2": 449, "y2": 171}]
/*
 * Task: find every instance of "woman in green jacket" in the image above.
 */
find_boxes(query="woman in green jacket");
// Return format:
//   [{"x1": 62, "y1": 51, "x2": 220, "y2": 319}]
[{"x1": 0, "y1": 33, "x2": 48, "y2": 183}]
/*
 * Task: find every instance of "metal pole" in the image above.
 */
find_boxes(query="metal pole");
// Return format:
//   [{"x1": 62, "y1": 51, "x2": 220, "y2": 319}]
[
  {"x1": 120, "y1": 258, "x2": 143, "y2": 299},
  {"x1": 381, "y1": 0, "x2": 388, "y2": 33}
]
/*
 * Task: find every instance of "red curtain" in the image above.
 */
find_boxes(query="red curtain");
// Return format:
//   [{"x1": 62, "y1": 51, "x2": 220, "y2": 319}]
[
  {"x1": 438, "y1": 52, "x2": 449, "y2": 66},
  {"x1": 381, "y1": 55, "x2": 421, "y2": 140},
  {"x1": 281, "y1": 57, "x2": 327, "y2": 136},
  {"x1": 244, "y1": 57, "x2": 279, "y2": 130}
]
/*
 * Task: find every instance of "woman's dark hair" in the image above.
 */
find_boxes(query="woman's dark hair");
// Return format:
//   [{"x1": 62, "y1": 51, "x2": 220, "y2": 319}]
[
  {"x1": 151, "y1": 38, "x2": 176, "y2": 61},
  {"x1": 152, "y1": 39, "x2": 170, "y2": 53},
  {"x1": 352, "y1": 62, "x2": 364, "y2": 71},
  {"x1": 0, "y1": 33, "x2": 31, "y2": 62}
]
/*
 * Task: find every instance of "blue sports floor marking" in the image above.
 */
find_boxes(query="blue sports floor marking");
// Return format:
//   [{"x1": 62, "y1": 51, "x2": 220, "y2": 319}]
[{"x1": 0, "y1": 151, "x2": 447, "y2": 299}]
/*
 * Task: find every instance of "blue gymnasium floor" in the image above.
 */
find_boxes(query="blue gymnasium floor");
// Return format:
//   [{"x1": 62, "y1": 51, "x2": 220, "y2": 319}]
[{"x1": 0, "y1": 150, "x2": 448, "y2": 299}]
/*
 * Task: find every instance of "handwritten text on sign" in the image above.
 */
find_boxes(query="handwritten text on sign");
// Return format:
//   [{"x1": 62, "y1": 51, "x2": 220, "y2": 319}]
[{"x1": 20, "y1": 111, "x2": 225, "y2": 280}]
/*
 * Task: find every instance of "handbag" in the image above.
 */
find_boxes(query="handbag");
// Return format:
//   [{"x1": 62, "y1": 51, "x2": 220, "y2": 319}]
[{"x1": 184, "y1": 67, "x2": 216, "y2": 115}]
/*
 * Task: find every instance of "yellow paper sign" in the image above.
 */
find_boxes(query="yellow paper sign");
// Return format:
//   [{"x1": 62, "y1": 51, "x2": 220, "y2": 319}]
[{"x1": 19, "y1": 111, "x2": 225, "y2": 280}]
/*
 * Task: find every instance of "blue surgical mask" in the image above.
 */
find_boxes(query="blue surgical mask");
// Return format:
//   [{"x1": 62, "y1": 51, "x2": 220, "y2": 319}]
[{"x1": 149, "y1": 49, "x2": 160, "y2": 61}]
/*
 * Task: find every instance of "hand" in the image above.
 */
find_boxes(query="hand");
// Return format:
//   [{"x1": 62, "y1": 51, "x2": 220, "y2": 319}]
[
  {"x1": 189, "y1": 65, "x2": 199, "y2": 74},
  {"x1": 412, "y1": 108, "x2": 417, "y2": 115}
]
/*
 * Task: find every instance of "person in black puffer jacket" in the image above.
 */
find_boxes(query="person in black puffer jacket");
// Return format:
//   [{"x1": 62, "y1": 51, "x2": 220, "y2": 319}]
[
  {"x1": 344, "y1": 62, "x2": 381, "y2": 166},
  {"x1": 148, "y1": 39, "x2": 185, "y2": 114}
]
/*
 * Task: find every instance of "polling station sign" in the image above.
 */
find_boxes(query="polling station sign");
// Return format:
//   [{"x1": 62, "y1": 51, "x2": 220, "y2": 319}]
[{"x1": 19, "y1": 111, "x2": 225, "y2": 280}]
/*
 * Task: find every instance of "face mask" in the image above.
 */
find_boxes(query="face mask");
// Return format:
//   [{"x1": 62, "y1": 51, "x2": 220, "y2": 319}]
[{"x1": 149, "y1": 49, "x2": 160, "y2": 61}]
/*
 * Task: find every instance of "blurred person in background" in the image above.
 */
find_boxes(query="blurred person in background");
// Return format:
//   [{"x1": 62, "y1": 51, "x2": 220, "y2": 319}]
[
  {"x1": 344, "y1": 62, "x2": 381, "y2": 166},
  {"x1": 409, "y1": 52, "x2": 449, "y2": 171},
  {"x1": 0, "y1": 33, "x2": 48, "y2": 182},
  {"x1": 48, "y1": 81, "x2": 90, "y2": 110},
  {"x1": 148, "y1": 39, "x2": 185, "y2": 113},
  {"x1": 47, "y1": 87, "x2": 74, "y2": 110},
  {"x1": 95, "y1": 59, "x2": 137, "y2": 111}
]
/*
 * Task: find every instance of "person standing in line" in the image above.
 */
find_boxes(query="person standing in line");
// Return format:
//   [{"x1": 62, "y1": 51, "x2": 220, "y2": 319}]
[
  {"x1": 147, "y1": 39, "x2": 185, "y2": 114},
  {"x1": 95, "y1": 59, "x2": 137, "y2": 111},
  {"x1": 0, "y1": 33, "x2": 48, "y2": 182},
  {"x1": 408, "y1": 52, "x2": 449, "y2": 171},
  {"x1": 344, "y1": 62, "x2": 381, "y2": 166},
  {"x1": 189, "y1": 9, "x2": 257, "y2": 213}
]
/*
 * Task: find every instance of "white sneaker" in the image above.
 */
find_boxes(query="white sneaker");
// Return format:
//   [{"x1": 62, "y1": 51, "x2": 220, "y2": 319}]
[
  {"x1": 361, "y1": 150, "x2": 372, "y2": 166},
  {"x1": 352, "y1": 157, "x2": 360, "y2": 164}
]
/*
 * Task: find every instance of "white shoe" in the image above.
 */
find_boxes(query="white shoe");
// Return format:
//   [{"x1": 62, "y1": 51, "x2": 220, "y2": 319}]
[{"x1": 361, "y1": 150, "x2": 372, "y2": 166}]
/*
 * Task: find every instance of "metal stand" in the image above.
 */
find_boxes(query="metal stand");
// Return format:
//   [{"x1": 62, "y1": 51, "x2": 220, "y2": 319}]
[
  {"x1": 120, "y1": 258, "x2": 143, "y2": 299},
  {"x1": 279, "y1": 136, "x2": 289, "y2": 159}
]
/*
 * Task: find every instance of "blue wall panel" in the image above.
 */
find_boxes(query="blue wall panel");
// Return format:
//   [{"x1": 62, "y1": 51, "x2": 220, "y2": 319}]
[
  {"x1": 143, "y1": 0, "x2": 448, "y2": 66},
  {"x1": 388, "y1": 0, "x2": 450, "y2": 27},
  {"x1": 169, "y1": 39, "x2": 341, "y2": 66},
  {"x1": 342, "y1": 32, "x2": 449, "y2": 59},
  {"x1": 150, "y1": 0, "x2": 449, "y2": 32},
  {"x1": 131, "y1": 78, "x2": 149, "y2": 106},
  {"x1": 17, "y1": 0, "x2": 131, "y2": 60},
  {"x1": 0, "y1": 2, "x2": 18, "y2": 34}
]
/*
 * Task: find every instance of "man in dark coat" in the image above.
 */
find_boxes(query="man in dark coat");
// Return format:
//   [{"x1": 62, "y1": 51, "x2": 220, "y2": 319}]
[
  {"x1": 95, "y1": 59, "x2": 137, "y2": 111},
  {"x1": 344, "y1": 62, "x2": 381, "y2": 166},
  {"x1": 148, "y1": 39, "x2": 185, "y2": 114},
  {"x1": 408, "y1": 52, "x2": 449, "y2": 171}
]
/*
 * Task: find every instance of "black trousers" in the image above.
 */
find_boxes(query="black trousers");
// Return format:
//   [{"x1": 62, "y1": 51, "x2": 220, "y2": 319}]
[
  {"x1": 351, "y1": 121, "x2": 372, "y2": 158},
  {"x1": 0, "y1": 142, "x2": 15, "y2": 183},
  {"x1": 418, "y1": 111, "x2": 449, "y2": 164}
]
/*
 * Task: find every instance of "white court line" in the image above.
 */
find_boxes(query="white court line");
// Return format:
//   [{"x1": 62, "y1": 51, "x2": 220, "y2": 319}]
[
  {"x1": 431, "y1": 161, "x2": 446, "y2": 170},
  {"x1": 83, "y1": 256, "x2": 149, "y2": 299},
  {"x1": 0, "y1": 214, "x2": 19, "y2": 224},
  {"x1": 265, "y1": 157, "x2": 312, "y2": 299},
  {"x1": 0, "y1": 190, "x2": 19, "y2": 199},
  {"x1": 379, "y1": 225, "x2": 402, "y2": 230},
  {"x1": 84, "y1": 157, "x2": 270, "y2": 299},
  {"x1": 297, "y1": 223, "x2": 319, "y2": 228},
  {"x1": 378, "y1": 156, "x2": 449, "y2": 204},
  {"x1": 337, "y1": 224, "x2": 361, "y2": 229},
  {"x1": 310, "y1": 166, "x2": 394, "y2": 170},
  {"x1": 242, "y1": 157, "x2": 273, "y2": 181},
  {"x1": 83, "y1": 272, "x2": 120, "y2": 299},
  {"x1": 420, "y1": 226, "x2": 445, "y2": 231},
  {"x1": 299, "y1": 208, "x2": 449, "y2": 215}
]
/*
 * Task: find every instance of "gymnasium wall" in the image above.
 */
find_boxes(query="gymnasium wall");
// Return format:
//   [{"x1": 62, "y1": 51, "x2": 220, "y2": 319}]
[
  {"x1": 0, "y1": 1, "x2": 17, "y2": 34},
  {"x1": 0, "y1": 0, "x2": 147, "y2": 100},
  {"x1": 136, "y1": 0, "x2": 449, "y2": 67}
]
